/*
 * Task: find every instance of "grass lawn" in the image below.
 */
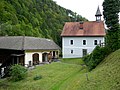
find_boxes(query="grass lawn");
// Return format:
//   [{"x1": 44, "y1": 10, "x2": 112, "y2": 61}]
[
  {"x1": 0, "y1": 50, "x2": 120, "y2": 90},
  {"x1": 61, "y1": 58, "x2": 84, "y2": 65},
  {"x1": 0, "y1": 58, "x2": 87, "y2": 90}
]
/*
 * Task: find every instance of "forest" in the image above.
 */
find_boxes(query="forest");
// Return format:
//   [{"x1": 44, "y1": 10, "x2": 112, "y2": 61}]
[{"x1": 0, "y1": 0, "x2": 87, "y2": 46}]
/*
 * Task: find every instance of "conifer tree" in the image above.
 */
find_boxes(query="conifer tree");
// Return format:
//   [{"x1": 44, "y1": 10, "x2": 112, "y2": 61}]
[{"x1": 103, "y1": 0, "x2": 120, "y2": 52}]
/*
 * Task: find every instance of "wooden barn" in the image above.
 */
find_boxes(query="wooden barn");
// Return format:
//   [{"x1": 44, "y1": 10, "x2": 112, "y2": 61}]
[{"x1": 0, "y1": 36, "x2": 60, "y2": 77}]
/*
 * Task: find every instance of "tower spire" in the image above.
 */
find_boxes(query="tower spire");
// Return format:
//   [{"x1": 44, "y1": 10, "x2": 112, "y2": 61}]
[{"x1": 95, "y1": 6, "x2": 102, "y2": 21}]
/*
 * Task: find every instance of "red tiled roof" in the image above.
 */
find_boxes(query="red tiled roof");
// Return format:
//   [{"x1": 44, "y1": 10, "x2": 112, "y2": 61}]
[{"x1": 61, "y1": 21, "x2": 105, "y2": 37}]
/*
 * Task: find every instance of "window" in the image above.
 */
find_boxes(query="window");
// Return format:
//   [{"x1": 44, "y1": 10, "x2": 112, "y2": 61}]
[
  {"x1": 71, "y1": 50, "x2": 73, "y2": 54},
  {"x1": 70, "y1": 40, "x2": 73, "y2": 45},
  {"x1": 99, "y1": 40, "x2": 101, "y2": 44},
  {"x1": 94, "y1": 40, "x2": 97, "y2": 45},
  {"x1": 83, "y1": 40, "x2": 86, "y2": 45},
  {"x1": 83, "y1": 49, "x2": 87, "y2": 57}
]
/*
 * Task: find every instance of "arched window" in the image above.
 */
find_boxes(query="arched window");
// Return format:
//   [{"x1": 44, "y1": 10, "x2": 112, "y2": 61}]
[
  {"x1": 42, "y1": 53, "x2": 48, "y2": 62},
  {"x1": 33, "y1": 53, "x2": 39, "y2": 65},
  {"x1": 94, "y1": 40, "x2": 98, "y2": 45},
  {"x1": 83, "y1": 40, "x2": 86, "y2": 45}
]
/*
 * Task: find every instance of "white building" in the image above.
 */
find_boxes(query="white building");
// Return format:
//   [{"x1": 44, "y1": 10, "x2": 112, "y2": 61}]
[{"x1": 61, "y1": 7, "x2": 106, "y2": 58}]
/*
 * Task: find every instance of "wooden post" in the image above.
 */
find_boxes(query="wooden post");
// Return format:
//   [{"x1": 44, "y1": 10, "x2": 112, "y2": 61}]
[
  {"x1": 86, "y1": 73, "x2": 89, "y2": 81},
  {"x1": 0, "y1": 68, "x2": 1, "y2": 78},
  {"x1": 17, "y1": 57, "x2": 19, "y2": 64}
]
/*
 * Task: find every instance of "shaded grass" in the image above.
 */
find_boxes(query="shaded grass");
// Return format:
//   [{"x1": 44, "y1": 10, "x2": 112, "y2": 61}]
[{"x1": 61, "y1": 58, "x2": 84, "y2": 65}]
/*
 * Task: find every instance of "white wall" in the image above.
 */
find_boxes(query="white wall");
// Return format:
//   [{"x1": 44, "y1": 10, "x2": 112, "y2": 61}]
[
  {"x1": 24, "y1": 51, "x2": 42, "y2": 67},
  {"x1": 62, "y1": 37, "x2": 104, "y2": 58}
]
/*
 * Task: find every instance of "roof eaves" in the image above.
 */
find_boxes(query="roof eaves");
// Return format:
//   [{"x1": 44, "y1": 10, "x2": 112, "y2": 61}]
[
  {"x1": 24, "y1": 48, "x2": 60, "y2": 51},
  {"x1": 61, "y1": 35, "x2": 105, "y2": 37}
]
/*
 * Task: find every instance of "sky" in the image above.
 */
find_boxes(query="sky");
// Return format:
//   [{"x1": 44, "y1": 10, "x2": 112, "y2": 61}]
[{"x1": 53, "y1": 0, "x2": 120, "y2": 22}]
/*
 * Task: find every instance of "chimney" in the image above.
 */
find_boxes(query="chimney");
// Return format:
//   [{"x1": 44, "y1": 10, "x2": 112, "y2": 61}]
[{"x1": 80, "y1": 21, "x2": 84, "y2": 29}]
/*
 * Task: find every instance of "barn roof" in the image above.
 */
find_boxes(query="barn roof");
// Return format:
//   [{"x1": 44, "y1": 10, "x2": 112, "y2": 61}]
[
  {"x1": 0, "y1": 36, "x2": 60, "y2": 50},
  {"x1": 61, "y1": 21, "x2": 105, "y2": 37}
]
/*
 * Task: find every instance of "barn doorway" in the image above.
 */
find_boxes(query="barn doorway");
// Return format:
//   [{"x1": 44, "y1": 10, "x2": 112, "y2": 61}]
[
  {"x1": 53, "y1": 51, "x2": 55, "y2": 58},
  {"x1": 33, "y1": 53, "x2": 39, "y2": 65},
  {"x1": 11, "y1": 54, "x2": 24, "y2": 65}
]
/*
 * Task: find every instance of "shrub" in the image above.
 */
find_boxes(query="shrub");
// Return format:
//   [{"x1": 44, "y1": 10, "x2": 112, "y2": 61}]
[
  {"x1": 83, "y1": 46, "x2": 110, "y2": 71},
  {"x1": 33, "y1": 75, "x2": 42, "y2": 80},
  {"x1": 9, "y1": 64, "x2": 27, "y2": 82}
]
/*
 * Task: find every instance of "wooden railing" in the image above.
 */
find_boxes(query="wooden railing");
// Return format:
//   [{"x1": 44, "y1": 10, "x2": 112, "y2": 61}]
[{"x1": 98, "y1": 42, "x2": 105, "y2": 47}]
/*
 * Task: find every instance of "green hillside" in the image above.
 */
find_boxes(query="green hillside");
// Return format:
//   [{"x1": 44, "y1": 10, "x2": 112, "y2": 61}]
[
  {"x1": 66, "y1": 49, "x2": 120, "y2": 90},
  {"x1": 1, "y1": 50, "x2": 120, "y2": 90},
  {"x1": 0, "y1": 0, "x2": 87, "y2": 46}
]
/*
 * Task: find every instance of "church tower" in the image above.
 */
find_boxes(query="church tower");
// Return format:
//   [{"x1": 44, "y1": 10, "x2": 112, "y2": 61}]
[{"x1": 95, "y1": 6, "x2": 102, "y2": 21}]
